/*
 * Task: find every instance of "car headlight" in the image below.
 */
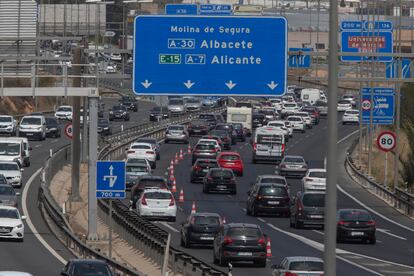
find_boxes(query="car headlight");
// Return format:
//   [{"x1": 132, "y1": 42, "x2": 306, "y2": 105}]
[
  {"x1": 15, "y1": 223, "x2": 23, "y2": 229},
  {"x1": 103, "y1": 127, "x2": 109, "y2": 130},
  {"x1": 13, "y1": 176, "x2": 21, "y2": 180},
  {"x1": 122, "y1": 112, "x2": 127, "y2": 115},
  {"x1": 109, "y1": 111, "x2": 113, "y2": 114}
]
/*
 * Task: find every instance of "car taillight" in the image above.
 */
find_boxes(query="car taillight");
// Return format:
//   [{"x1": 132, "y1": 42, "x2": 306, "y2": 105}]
[
  {"x1": 169, "y1": 198, "x2": 175, "y2": 206},
  {"x1": 146, "y1": 151, "x2": 154, "y2": 154},
  {"x1": 281, "y1": 144, "x2": 285, "y2": 153},
  {"x1": 223, "y1": 236, "x2": 233, "y2": 245},
  {"x1": 338, "y1": 220, "x2": 350, "y2": 226},
  {"x1": 366, "y1": 220, "x2": 376, "y2": 226},
  {"x1": 297, "y1": 201, "x2": 304, "y2": 212},
  {"x1": 141, "y1": 196, "x2": 147, "y2": 206},
  {"x1": 253, "y1": 143, "x2": 257, "y2": 151},
  {"x1": 127, "y1": 150, "x2": 135, "y2": 154},
  {"x1": 193, "y1": 165, "x2": 201, "y2": 171},
  {"x1": 256, "y1": 195, "x2": 263, "y2": 200},
  {"x1": 207, "y1": 176, "x2": 213, "y2": 181},
  {"x1": 284, "y1": 273, "x2": 299, "y2": 276},
  {"x1": 257, "y1": 237, "x2": 266, "y2": 246}
]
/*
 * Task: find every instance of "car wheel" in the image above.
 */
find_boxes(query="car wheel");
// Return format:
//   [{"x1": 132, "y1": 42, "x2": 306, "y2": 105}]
[
  {"x1": 295, "y1": 218, "x2": 303, "y2": 229},
  {"x1": 230, "y1": 189, "x2": 236, "y2": 195},
  {"x1": 190, "y1": 177, "x2": 195, "y2": 184},
  {"x1": 202, "y1": 184, "x2": 209, "y2": 194},
  {"x1": 252, "y1": 157, "x2": 257, "y2": 164},
  {"x1": 170, "y1": 216, "x2": 176, "y2": 223},
  {"x1": 301, "y1": 129, "x2": 305, "y2": 133},
  {"x1": 336, "y1": 236, "x2": 343, "y2": 243},
  {"x1": 26, "y1": 161, "x2": 30, "y2": 167},
  {"x1": 180, "y1": 236, "x2": 185, "y2": 247},
  {"x1": 246, "y1": 205, "x2": 252, "y2": 216},
  {"x1": 213, "y1": 250, "x2": 219, "y2": 265}
]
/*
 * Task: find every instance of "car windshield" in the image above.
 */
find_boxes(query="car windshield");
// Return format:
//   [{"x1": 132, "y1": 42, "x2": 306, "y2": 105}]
[
  {"x1": 0, "y1": 186, "x2": 14, "y2": 195},
  {"x1": 169, "y1": 99, "x2": 183, "y2": 105},
  {"x1": 268, "y1": 122, "x2": 284, "y2": 127},
  {"x1": 259, "y1": 186, "x2": 288, "y2": 196},
  {"x1": 0, "y1": 143, "x2": 20, "y2": 156},
  {"x1": 168, "y1": 126, "x2": 184, "y2": 131},
  {"x1": 46, "y1": 118, "x2": 58, "y2": 124},
  {"x1": 72, "y1": 262, "x2": 112, "y2": 276},
  {"x1": 302, "y1": 194, "x2": 325, "y2": 207},
  {"x1": 57, "y1": 107, "x2": 71, "y2": 112},
  {"x1": 131, "y1": 144, "x2": 151, "y2": 149},
  {"x1": 220, "y1": 155, "x2": 239, "y2": 161},
  {"x1": 98, "y1": 119, "x2": 108, "y2": 124},
  {"x1": 210, "y1": 169, "x2": 233, "y2": 178},
  {"x1": 0, "y1": 117, "x2": 12, "y2": 123},
  {"x1": 0, "y1": 209, "x2": 19, "y2": 219},
  {"x1": 21, "y1": 117, "x2": 41, "y2": 125},
  {"x1": 289, "y1": 261, "x2": 324, "y2": 271},
  {"x1": 127, "y1": 165, "x2": 147, "y2": 173},
  {"x1": 257, "y1": 134, "x2": 282, "y2": 145},
  {"x1": 152, "y1": 107, "x2": 162, "y2": 111},
  {"x1": 338, "y1": 100, "x2": 351, "y2": 104},
  {"x1": 194, "y1": 216, "x2": 220, "y2": 225},
  {"x1": 0, "y1": 176, "x2": 7, "y2": 184},
  {"x1": 112, "y1": 106, "x2": 125, "y2": 111},
  {"x1": 144, "y1": 192, "x2": 172, "y2": 200},
  {"x1": 308, "y1": 171, "x2": 326, "y2": 178},
  {"x1": 215, "y1": 125, "x2": 230, "y2": 131},
  {"x1": 340, "y1": 210, "x2": 371, "y2": 221},
  {"x1": 260, "y1": 177, "x2": 286, "y2": 185},
  {"x1": 0, "y1": 163, "x2": 19, "y2": 170},
  {"x1": 284, "y1": 157, "x2": 304, "y2": 163},
  {"x1": 346, "y1": 111, "x2": 359, "y2": 115},
  {"x1": 227, "y1": 227, "x2": 261, "y2": 238}
]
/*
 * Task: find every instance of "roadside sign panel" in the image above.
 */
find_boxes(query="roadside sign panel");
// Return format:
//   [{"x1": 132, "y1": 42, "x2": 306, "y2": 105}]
[
  {"x1": 133, "y1": 16, "x2": 287, "y2": 96},
  {"x1": 361, "y1": 87, "x2": 395, "y2": 125},
  {"x1": 288, "y1": 48, "x2": 312, "y2": 68},
  {"x1": 165, "y1": 4, "x2": 198, "y2": 15},
  {"x1": 96, "y1": 161, "x2": 126, "y2": 199},
  {"x1": 377, "y1": 131, "x2": 396, "y2": 152},
  {"x1": 386, "y1": 59, "x2": 411, "y2": 79},
  {"x1": 199, "y1": 4, "x2": 232, "y2": 15}
]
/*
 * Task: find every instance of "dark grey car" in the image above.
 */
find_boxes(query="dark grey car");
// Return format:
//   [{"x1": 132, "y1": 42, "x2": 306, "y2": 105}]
[
  {"x1": 290, "y1": 191, "x2": 325, "y2": 228},
  {"x1": 0, "y1": 183, "x2": 19, "y2": 208}
]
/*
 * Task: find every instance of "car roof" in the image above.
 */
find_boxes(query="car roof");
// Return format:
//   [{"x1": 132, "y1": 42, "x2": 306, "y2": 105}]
[
  {"x1": 130, "y1": 142, "x2": 152, "y2": 147},
  {"x1": 259, "y1": 174, "x2": 285, "y2": 179},
  {"x1": 68, "y1": 259, "x2": 107, "y2": 264},
  {"x1": 283, "y1": 155, "x2": 305, "y2": 159},
  {"x1": 191, "y1": 212, "x2": 220, "y2": 217},
  {"x1": 0, "y1": 205, "x2": 18, "y2": 210},
  {"x1": 257, "y1": 182, "x2": 286, "y2": 188},
  {"x1": 308, "y1": 169, "x2": 326, "y2": 173},
  {"x1": 283, "y1": 256, "x2": 324, "y2": 263}
]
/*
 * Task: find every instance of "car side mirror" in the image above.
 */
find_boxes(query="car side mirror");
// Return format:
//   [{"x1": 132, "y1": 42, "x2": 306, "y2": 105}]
[
  {"x1": 16, "y1": 192, "x2": 21, "y2": 196},
  {"x1": 20, "y1": 168, "x2": 24, "y2": 172},
  {"x1": 21, "y1": 216, "x2": 27, "y2": 220}
]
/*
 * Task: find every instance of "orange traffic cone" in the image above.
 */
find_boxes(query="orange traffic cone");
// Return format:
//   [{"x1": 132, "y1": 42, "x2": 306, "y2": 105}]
[
  {"x1": 179, "y1": 149, "x2": 184, "y2": 160},
  {"x1": 178, "y1": 188, "x2": 184, "y2": 203},
  {"x1": 169, "y1": 173, "x2": 175, "y2": 182},
  {"x1": 172, "y1": 179, "x2": 177, "y2": 193},
  {"x1": 191, "y1": 201, "x2": 196, "y2": 214},
  {"x1": 266, "y1": 238, "x2": 272, "y2": 258},
  {"x1": 187, "y1": 144, "x2": 192, "y2": 154},
  {"x1": 174, "y1": 153, "x2": 179, "y2": 164},
  {"x1": 169, "y1": 159, "x2": 174, "y2": 170},
  {"x1": 222, "y1": 216, "x2": 226, "y2": 224}
]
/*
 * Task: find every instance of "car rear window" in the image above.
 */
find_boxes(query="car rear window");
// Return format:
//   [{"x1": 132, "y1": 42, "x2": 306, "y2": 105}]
[
  {"x1": 168, "y1": 126, "x2": 184, "y2": 131},
  {"x1": 197, "y1": 160, "x2": 219, "y2": 167},
  {"x1": 227, "y1": 227, "x2": 261, "y2": 238},
  {"x1": 284, "y1": 103, "x2": 297, "y2": 108},
  {"x1": 289, "y1": 261, "x2": 324, "y2": 271},
  {"x1": 257, "y1": 134, "x2": 282, "y2": 145},
  {"x1": 194, "y1": 216, "x2": 220, "y2": 225},
  {"x1": 338, "y1": 100, "x2": 351, "y2": 104},
  {"x1": 131, "y1": 144, "x2": 151, "y2": 149},
  {"x1": 220, "y1": 155, "x2": 240, "y2": 161},
  {"x1": 302, "y1": 194, "x2": 325, "y2": 207},
  {"x1": 210, "y1": 169, "x2": 233, "y2": 178},
  {"x1": 259, "y1": 186, "x2": 288, "y2": 196},
  {"x1": 308, "y1": 171, "x2": 326, "y2": 178},
  {"x1": 137, "y1": 139, "x2": 156, "y2": 144},
  {"x1": 139, "y1": 179, "x2": 166, "y2": 189},
  {"x1": 288, "y1": 117, "x2": 301, "y2": 122},
  {"x1": 199, "y1": 114, "x2": 215, "y2": 120},
  {"x1": 126, "y1": 166, "x2": 147, "y2": 173},
  {"x1": 283, "y1": 157, "x2": 305, "y2": 163},
  {"x1": 144, "y1": 192, "x2": 172, "y2": 200},
  {"x1": 195, "y1": 144, "x2": 215, "y2": 150},
  {"x1": 260, "y1": 177, "x2": 286, "y2": 185},
  {"x1": 339, "y1": 210, "x2": 371, "y2": 221}
]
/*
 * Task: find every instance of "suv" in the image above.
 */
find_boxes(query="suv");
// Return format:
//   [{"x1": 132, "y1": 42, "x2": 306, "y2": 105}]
[
  {"x1": 18, "y1": 115, "x2": 46, "y2": 140},
  {"x1": 0, "y1": 183, "x2": 19, "y2": 207},
  {"x1": 290, "y1": 191, "x2": 325, "y2": 228},
  {"x1": 109, "y1": 105, "x2": 130, "y2": 121},
  {"x1": 180, "y1": 212, "x2": 222, "y2": 247},
  {"x1": 0, "y1": 115, "x2": 17, "y2": 136},
  {"x1": 208, "y1": 130, "x2": 231, "y2": 150},
  {"x1": 61, "y1": 259, "x2": 116, "y2": 276},
  {"x1": 54, "y1": 105, "x2": 73, "y2": 121},
  {"x1": 119, "y1": 96, "x2": 138, "y2": 112},
  {"x1": 246, "y1": 183, "x2": 290, "y2": 217},
  {"x1": 149, "y1": 106, "x2": 169, "y2": 121},
  {"x1": 168, "y1": 98, "x2": 186, "y2": 115},
  {"x1": 213, "y1": 223, "x2": 267, "y2": 267},
  {"x1": 190, "y1": 159, "x2": 219, "y2": 183},
  {"x1": 192, "y1": 143, "x2": 218, "y2": 164},
  {"x1": 165, "y1": 125, "x2": 189, "y2": 144}
]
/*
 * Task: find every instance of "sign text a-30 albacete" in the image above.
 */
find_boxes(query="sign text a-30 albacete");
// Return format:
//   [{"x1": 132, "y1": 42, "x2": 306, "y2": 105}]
[{"x1": 133, "y1": 16, "x2": 287, "y2": 96}]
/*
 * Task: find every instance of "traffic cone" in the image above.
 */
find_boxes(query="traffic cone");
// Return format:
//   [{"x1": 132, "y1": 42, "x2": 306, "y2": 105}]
[
  {"x1": 266, "y1": 238, "x2": 272, "y2": 258},
  {"x1": 174, "y1": 153, "x2": 179, "y2": 164},
  {"x1": 187, "y1": 144, "x2": 192, "y2": 154},
  {"x1": 178, "y1": 188, "x2": 184, "y2": 203},
  {"x1": 191, "y1": 201, "x2": 196, "y2": 214},
  {"x1": 172, "y1": 179, "x2": 177, "y2": 193},
  {"x1": 169, "y1": 173, "x2": 175, "y2": 182},
  {"x1": 222, "y1": 216, "x2": 226, "y2": 224},
  {"x1": 169, "y1": 159, "x2": 174, "y2": 170},
  {"x1": 179, "y1": 149, "x2": 184, "y2": 160}
]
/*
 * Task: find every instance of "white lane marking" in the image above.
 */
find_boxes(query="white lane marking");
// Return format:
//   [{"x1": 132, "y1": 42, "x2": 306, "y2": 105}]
[
  {"x1": 22, "y1": 168, "x2": 67, "y2": 264},
  {"x1": 312, "y1": 230, "x2": 324, "y2": 235},
  {"x1": 257, "y1": 218, "x2": 265, "y2": 223},
  {"x1": 242, "y1": 208, "x2": 247, "y2": 212},
  {"x1": 376, "y1": 228, "x2": 407, "y2": 240},
  {"x1": 35, "y1": 144, "x2": 42, "y2": 148},
  {"x1": 51, "y1": 139, "x2": 58, "y2": 143},
  {"x1": 160, "y1": 222, "x2": 180, "y2": 233},
  {"x1": 336, "y1": 255, "x2": 385, "y2": 276},
  {"x1": 337, "y1": 128, "x2": 361, "y2": 144}
]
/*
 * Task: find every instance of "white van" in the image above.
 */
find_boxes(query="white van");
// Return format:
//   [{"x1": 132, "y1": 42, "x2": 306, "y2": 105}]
[
  {"x1": 18, "y1": 115, "x2": 47, "y2": 140},
  {"x1": 252, "y1": 126, "x2": 285, "y2": 163},
  {"x1": 301, "y1": 88, "x2": 322, "y2": 105},
  {"x1": 0, "y1": 138, "x2": 25, "y2": 167},
  {"x1": 7, "y1": 137, "x2": 31, "y2": 167},
  {"x1": 227, "y1": 107, "x2": 252, "y2": 135}
]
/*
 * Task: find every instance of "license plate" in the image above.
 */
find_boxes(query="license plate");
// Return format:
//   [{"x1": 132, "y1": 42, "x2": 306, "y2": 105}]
[
  {"x1": 217, "y1": 185, "x2": 227, "y2": 189},
  {"x1": 0, "y1": 228, "x2": 9, "y2": 233},
  {"x1": 26, "y1": 133, "x2": 33, "y2": 136},
  {"x1": 268, "y1": 201, "x2": 279, "y2": 205},
  {"x1": 200, "y1": 236, "x2": 214, "y2": 240},
  {"x1": 351, "y1": 231, "x2": 364, "y2": 236},
  {"x1": 237, "y1": 252, "x2": 252, "y2": 256},
  {"x1": 310, "y1": 215, "x2": 323, "y2": 219},
  {"x1": 152, "y1": 212, "x2": 164, "y2": 215},
  {"x1": 203, "y1": 169, "x2": 209, "y2": 173}
]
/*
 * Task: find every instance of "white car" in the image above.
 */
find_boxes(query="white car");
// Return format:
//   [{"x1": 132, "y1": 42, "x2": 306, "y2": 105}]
[
  {"x1": 18, "y1": 115, "x2": 47, "y2": 141},
  {"x1": 286, "y1": 116, "x2": 305, "y2": 133},
  {"x1": 281, "y1": 102, "x2": 299, "y2": 118},
  {"x1": 294, "y1": 112, "x2": 313, "y2": 129},
  {"x1": 337, "y1": 100, "x2": 353, "y2": 112},
  {"x1": 136, "y1": 188, "x2": 177, "y2": 222},
  {"x1": 269, "y1": 98, "x2": 283, "y2": 111},
  {"x1": 302, "y1": 169, "x2": 326, "y2": 191},
  {"x1": 110, "y1": 53, "x2": 122, "y2": 61},
  {"x1": 342, "y1": 93, "x2": 356, "y2": 106},
  {"x1": 0, "y1": 116, "x2": 17, "y2": 136},
  {"x1": 0, "y1": 206, "x2": 25, "y2": 241},
  {"x1": 126, "y1": 142, "x2": 156, "y2": 169},
  {"x1": 0, "y1": 162, "x2": 23, "y2": 188},
  {"x1": 272, "y1": 256, "x2": 324, "y2": 276},
  {"x1": 283, "y1": 121, "x2": 294, "y2": 137},
  {"x1": 342, "y1": 109, "x2": 359, "y2": 125},
  {"x1": 105, "y1": 64, "x2": 117, "y2": 74},
  {"x1": 54, "y1": 105, "x2": 73, "y2": 121},
  {"x1": 267, "y1": 121, "x2": 290, "y2": 141},
  {"x1": 197, "y1": 139, "x2": 221, "y2": 152},
  {"x1": 0, "y1": 272, "x2": 33, "y2": 276}
]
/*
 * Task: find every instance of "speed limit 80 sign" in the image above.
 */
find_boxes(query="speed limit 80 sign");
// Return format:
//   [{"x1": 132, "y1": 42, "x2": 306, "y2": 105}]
[{"x1": 376, "y1": 131, "x2": 396, "y2": 152}]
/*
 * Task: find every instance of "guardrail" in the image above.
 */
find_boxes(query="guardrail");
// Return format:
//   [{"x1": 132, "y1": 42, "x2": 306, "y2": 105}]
[
  {"x1": 345, "y1": 138, "x2": 414, "y2": 217},
  {"x1": 38, "y1": 106, "x2": 227, "y2": 276}
]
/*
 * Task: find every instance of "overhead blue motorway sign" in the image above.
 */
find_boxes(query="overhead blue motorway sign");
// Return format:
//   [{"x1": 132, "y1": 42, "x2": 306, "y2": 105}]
[
  {"x1": 96, "y1": 161, "x2": 126, "y2": 199},
  {"x1": 133, "y1": 16, "x2": 287, "y2": 96},
  {"x1": 340, "y1": 20, "x2": 393, "y2": 62},
  {"x1": 165, "y1": 4, "x2": 198, "y2": 15},
  {"x1": 288, "y1": 48, "x2": 312, "y2": 68},
  {"x1": 386, "y1": 59, "x2": 411, "y2": 79},
  {"x1": 199, "y1": 4, "x2": 232, "y2": 15},
  {"x1": 362, "y1": 88, "x2": 395, "y2": 125}
]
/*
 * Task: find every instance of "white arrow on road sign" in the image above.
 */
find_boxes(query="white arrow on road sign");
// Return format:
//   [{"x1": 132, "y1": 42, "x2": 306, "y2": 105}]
[
  {"x1": 103, "y1": 165, "x2": 118, "y2": 188},
  {"x1": 109, "y1": 165, "x2": 114, "y2": 175},
  {"x1": 184, "y1": 80, "x2": 195, "y2": 89},
  {"x1": 141, "y1": 80, "x2": 152, "y2": 88},
  {"x1": 225, "y1": 80, "x2": 237, "y2": 90},
  {"x1": 267, "y1": 81, "x2": 278, "y2": 90}
]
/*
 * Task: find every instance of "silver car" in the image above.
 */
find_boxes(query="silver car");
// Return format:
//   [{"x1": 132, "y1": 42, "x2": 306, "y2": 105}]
[
  {"x1": 184, "y1": 97, "x2": 202, "y2": 111},
  {"x1": 167, "y1": 99, "x2": 186, "y2": 115},
  {"x1": 272, "y1": 256, "x2": 324, "y2": 275},
  {"x1": 0, "y1": 183, "x2": 19, "y2": 208},
  {"x1": 278, "y1": 155, "x2": 308, "y2": 178},
  {"x1": 165, "y1": 125, "x2": 189, "y2": 144}
]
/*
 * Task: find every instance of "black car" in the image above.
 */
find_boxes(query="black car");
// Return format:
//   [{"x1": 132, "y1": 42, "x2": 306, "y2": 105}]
[
  {"x1": 203, "y1": 168, "x2": 236, "y2": 194},
  {"x1": 97, "y1": 118, "x2": 112, "y2": 136},
  {"x1": 45, "y1": 117, "x2": 61, "y2": 138},
  {"x1": 252, "y1": 113, "x2": 267, "y2": 128},
  {"x1": 336, "y1": 209, "x2": 376, "y2": 244},
  {"x1": 180, "y1": 212, "x2": 221, "y2": 248},
  {"x1": 61, "y1": 259, "x2": 118, "y2": 276},
  {"x1": 213, "y1": 223, "x2": 267, "y2": 267},
  {"x1": 119, "y1": 95, "x2": 138, "y2": 112},
  {"x1": 246, "y1": 183, "x2": 290, "y2": 217},
  {"x1": 214, "y1": 123, "x2": 237, "y2": 145},
  {"x1": 290, "y1": 191, "x2": 325, "y2": 228},
  {"x1": 232, "y1": 123, "x2": 246, "y2": 141},
  {"x1": 130, "y1": 176, "x2": 168, "y2": 209},
  {"x1": 190, "y1": 159, "x2": 219, "y2": 183},
  {"x1": 188, "y1": 119, "x2": 210, "y2": 136},
  {"x1": 109, "y1": 105, "x2": 129, "y2": 121},
  {"x1": 198, "y1": 113, "x2": 224, "y2": 129},
  {"x1": 98, "y1": 102, "x2": 105, "y2": 117},
  {"x1": 149, "y1": 106, "x2": 170, "y2": 121},
  {"x1": 209, "y1": 130, "x2": 231, "y2": 150}
]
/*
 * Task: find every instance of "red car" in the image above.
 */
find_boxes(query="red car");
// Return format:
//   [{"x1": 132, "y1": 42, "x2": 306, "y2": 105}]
[{"x1": 217, "y1": 152, "x2": 244, "y2": 176}]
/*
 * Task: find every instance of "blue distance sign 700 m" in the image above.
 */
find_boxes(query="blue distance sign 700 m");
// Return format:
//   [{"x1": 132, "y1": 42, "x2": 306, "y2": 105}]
[{"x1": 133, "y1": 16, "x2": 287, "y2": 96}]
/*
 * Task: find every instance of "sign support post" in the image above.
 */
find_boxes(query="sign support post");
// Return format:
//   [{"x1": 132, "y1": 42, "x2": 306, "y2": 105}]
[
  {"x1": 385, "y1": 152, "x2": 388, "y2": 186},
  {"x1": 108, "y1": 199, "x2": 113, "y2": 258}
]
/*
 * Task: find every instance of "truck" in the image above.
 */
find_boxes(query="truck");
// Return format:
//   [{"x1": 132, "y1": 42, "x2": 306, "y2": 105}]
[{"x1": 226, "y1": 107, "x2": 252, "y2": 136}]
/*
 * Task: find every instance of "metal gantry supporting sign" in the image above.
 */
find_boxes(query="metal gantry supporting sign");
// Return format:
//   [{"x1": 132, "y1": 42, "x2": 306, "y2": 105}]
[
  {"x1": 361, "y1": 87, "x2": 395, "y2": 125},
  {"x1": 288, "y1": 48, "x2": 312, "y2": 68},
  {"x1": 133, "y1": 16, "x2": 287, "y2": 96},
  {"x1": 96, "y1": 161, "x2": 126, "y2": 199},
  {"x1": 340, "y1": 20, "x2": 393, "y2": 62}
]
